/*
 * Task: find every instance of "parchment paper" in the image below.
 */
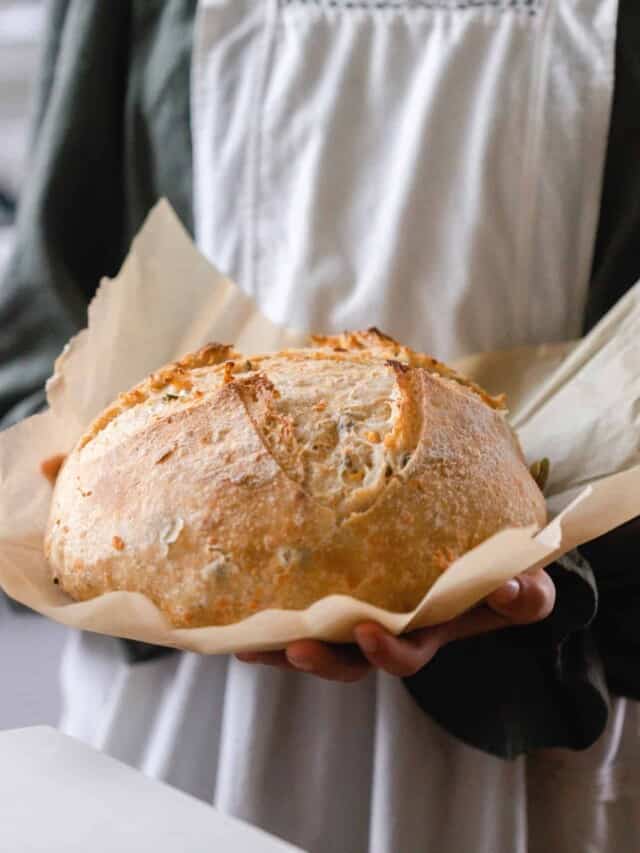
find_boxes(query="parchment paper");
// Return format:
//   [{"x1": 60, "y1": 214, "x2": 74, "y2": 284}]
[{"x1": 1, "y1": 201, "x2": 639, "y2": 652}]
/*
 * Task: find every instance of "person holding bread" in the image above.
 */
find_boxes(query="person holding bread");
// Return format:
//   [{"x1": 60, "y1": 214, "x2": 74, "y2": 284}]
[{"x1": 2, "y1": 2, "x2": 639, "y2": 851}]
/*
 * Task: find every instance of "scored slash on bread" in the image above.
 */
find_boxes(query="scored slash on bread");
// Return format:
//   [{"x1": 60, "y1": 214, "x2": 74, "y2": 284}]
[
  {"x1": 44, "y1": 329, "x2": 545, "y2": 628},
  {"x1": 311, "y1": 328, "x2": 507, "y2": 410}
]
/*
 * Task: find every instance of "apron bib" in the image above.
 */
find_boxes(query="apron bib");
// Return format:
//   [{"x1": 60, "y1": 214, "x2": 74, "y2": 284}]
[
  {"x1": 61, "y1": 5, "x2": 640, "y2": 853},
  {"x1": 192, "y1": 0, "x2": 617, "y2": 358}
]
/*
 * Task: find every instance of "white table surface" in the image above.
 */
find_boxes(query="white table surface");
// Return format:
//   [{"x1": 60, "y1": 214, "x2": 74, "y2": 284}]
[
  {"x1": 0, "y1": 727, "x2": 305, "y2": 852},
  {"x1": 0, "y1": 595, "x2": 66, "y2": 730}
]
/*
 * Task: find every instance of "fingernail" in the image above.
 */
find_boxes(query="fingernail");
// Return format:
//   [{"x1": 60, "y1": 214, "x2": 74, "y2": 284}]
[
  {"x1": 492, "y1": 579, "x2": 520, "y2": 606},
  {"x1": 357, "y1": 632, "x2": 378, "y2": 654},
  {"x1": 236, "y1": 653, "x2": 257, "y2": 663},
  {"x1": 287, "y1": 653, "x2": 313, "y2": 672}
]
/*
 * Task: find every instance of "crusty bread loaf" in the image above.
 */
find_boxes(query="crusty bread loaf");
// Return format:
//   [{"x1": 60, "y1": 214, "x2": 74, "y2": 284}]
[{"x1": 44, "y1": 329, "x2": 546, "y2": 627}]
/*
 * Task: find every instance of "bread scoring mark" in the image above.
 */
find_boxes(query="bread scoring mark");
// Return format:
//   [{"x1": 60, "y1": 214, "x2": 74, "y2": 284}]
[
  {"x1": 231, "y1": 353, "x2": 417, "y2": 522},
  {"x1": 234, "y1": 371, "x2": 304, "y2": 482},
  {"x1": 311, "y1": 328, "x2": 506, "y2": 410},
  {"x1": 78, "y1": 333, "x2": 502, "y2": 456}
]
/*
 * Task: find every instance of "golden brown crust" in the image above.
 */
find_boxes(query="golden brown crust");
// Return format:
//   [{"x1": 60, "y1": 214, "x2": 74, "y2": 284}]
[
  {"x1": 77, "y1": 342, "x2": 238, "y2": 449},
  {"x1": 45, "y1": 332, "x2": 546, "y2": 627},
  {"x1": 311, "y1": 328, "x2": 507, "y2": 410}
]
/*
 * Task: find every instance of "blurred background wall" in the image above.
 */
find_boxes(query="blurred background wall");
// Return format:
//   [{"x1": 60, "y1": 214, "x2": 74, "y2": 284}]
[{"x1": 0, "y1": 0, "x2": 67, "y2": 730}]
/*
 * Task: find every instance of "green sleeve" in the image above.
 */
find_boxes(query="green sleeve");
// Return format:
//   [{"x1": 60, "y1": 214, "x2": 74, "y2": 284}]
[
  {"x1": 404, "y1": 552, "x2": 608, "y2": 759},
  {"x1": 0, "y1": 1, "x2": 195, "y2": 663},
  {"x1": 0, "y1": 0, "x2": 196, "y2": 430},
  {"x1": 0, "y1": 0, "x2": 128, "y2": 428}
]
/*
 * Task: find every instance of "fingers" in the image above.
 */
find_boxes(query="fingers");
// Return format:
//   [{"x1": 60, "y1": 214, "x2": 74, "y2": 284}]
[
  {"x1": 236, "y1": 641, "x2": 372, "y2": 682},
  {"x1": 434, "y1": 569, "x2": 557, "y2": 646},
  {"x1": 285, "y1": 640, "x2": 372, "y2": 682},
  {"x1": 350, "y1": 569, "x2": 557, "y2": 674},
  {"x1": 238, "y1": 626, "x2": 441, "y2": 681},
  {"x1": 353, "y1": 623, "x2": 444, "y2": 677},
  {"x1": 486, "y1": 568, "x2": 556, "y2": 625},
  {"x1": 236, "y1": 651, "x2": 294, "y2": 670},
  {"x1": 434, "y1": 605, "x2": 510, "y2": 645},
  {"x1": 235, "y1": 569, "x2": 556, "y2": 681}
]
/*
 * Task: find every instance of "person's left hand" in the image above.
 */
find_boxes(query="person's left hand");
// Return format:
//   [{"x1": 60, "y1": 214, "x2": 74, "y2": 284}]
[{"x1": 235, "y1": 568, "x2": 555, "y2": 682}]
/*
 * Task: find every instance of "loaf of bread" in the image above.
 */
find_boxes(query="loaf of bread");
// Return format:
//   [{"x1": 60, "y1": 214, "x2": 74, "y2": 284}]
[{"x1": 44, "y1": 329, "x2": 546, "y2": 627}]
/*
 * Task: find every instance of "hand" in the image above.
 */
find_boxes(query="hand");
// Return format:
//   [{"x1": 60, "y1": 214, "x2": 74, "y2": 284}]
[{"x1": 235, "y1": 568, "x2": 555, "y2": 682}]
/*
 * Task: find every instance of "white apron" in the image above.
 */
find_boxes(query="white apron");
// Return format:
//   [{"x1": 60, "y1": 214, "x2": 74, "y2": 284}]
[{"x1": 60, "y1": 2, "x2": 640, "y2": 851}]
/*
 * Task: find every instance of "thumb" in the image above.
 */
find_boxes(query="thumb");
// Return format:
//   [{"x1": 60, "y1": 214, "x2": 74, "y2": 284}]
[
  {"x1": 486, "y1": 570, "x2": 556, "y2": 625},
  {"x1": 486, "y1": 578, "x2": 521, "y2": 614}
]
